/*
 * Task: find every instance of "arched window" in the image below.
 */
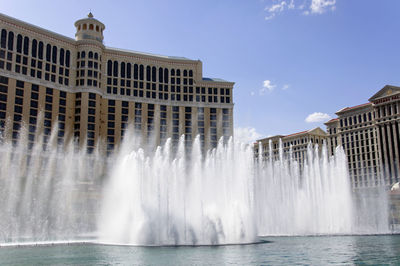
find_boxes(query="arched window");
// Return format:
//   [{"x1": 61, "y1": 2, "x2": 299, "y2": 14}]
[
  {"x1": 96, "y1": 25, "x2": 99, "y2": 32},
  {"x1": 23, "y1": 36, "x2": 29, "y2": 55},
  {"x1": 183, "y1": 70, "x2": 187, "y2": 76},
  {"x1": 189, "y1": 70, "x2": 193, "y2": 77},
  {"x1": 164, "y1": 68, "x2": 169, "y2": 83},
  {"x1": 52, "y1": 46, "x2": 57, "y2": 63},
  {"x1": 16, "y1": 34, "x2": 22, "y2": 53},
  {"x1": 121, "y1": 62, "x2": 126, "y2": 78},
  {"x1": 146, "y1": 66, "x2": 151, "y2": 81},
  {"x1": 77, "y1": 51, "x2": 80, "y2": 59},
  {"x1": 81, "y1": 51, "x2": 85, "y2": 58},
  {"x1": 38, "y1": 41, "x2": 43, "y2": 59},
  {"x1": 83, "y1": 24, "x2": 87, "y2": 30},
  {"x1": 107, "y1": 60, "x2": 112, "y2": 76},
  {"x1": 60, "y1": 48, "x2": 65, "y2": 66},
  {"x1": 31, "y1": 39, "x2": 37, "y2": 58},
  {"x1": 46, "y1": 44, "x2": 51, "y2": 61},
  {"x1": 7, "y1": 31, "x2": 14, "y2": 51},
  {"x1": 1, "y1": 29, "x2": 6, "y2": 48},
  {"x1": 94, "y1": 52, "x2": 98, "y2": 60},
  {"x1": 176, "y1": 69, "x2": 181, "y2": 76},
  {"x1": 134, "y1": 64, "x2": 138, "y2": 79},
  {"x1": 65, "y1": 50, "x2": 70, "y2": 67},
  {"x1": 171, "y1": 69, "x2": 175, "y2": 76},
  {"x1": 113, "y1": 60, "x2": 118, "y2": 77},
  {"x1": 159, "y1": 67, "x2": 163, "y2": 83},
  {"x1": 78, "y1": 25, "x2": 81, "y2": 30},
  {"x1": 89, "y1": 24, "x2": 94, "y2": 30},
  {"x1": 152, "y1": 66, "x2": 156, "y2": 82},
  {"x1": 88, "y1": 51, "x2": 93, "y2": 58},
  {"x1": 127, "y1": 63, "x2": 131, "y2": 79},
  {"x1": 139, "y1": 65, "x2": 144, "y2": 80}
]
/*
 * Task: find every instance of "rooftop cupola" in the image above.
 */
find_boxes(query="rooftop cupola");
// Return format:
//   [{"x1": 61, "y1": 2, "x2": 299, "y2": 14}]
[{"x1": 74, "y1": 12, "x2": 105, "y2": 43}]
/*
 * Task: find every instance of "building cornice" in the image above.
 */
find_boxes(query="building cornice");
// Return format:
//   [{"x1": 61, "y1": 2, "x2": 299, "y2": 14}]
[{"x1": 0, "y1": 12, "x2": 76, "y2": 46}]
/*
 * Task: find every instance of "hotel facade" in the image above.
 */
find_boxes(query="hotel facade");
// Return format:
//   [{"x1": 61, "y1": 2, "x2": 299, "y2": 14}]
[
  {"x1": 254, "y1": 127, "x2": 327, "y2": 169},
  {"x1": 326, "y1": 85, "x2": 400, "y2": 189},
  {"x1": 254, "y1": 85, "x2": 400, "y2": 191},
  {"x1": 0, "y1": 13, "x2": 234, "y2": 153}
]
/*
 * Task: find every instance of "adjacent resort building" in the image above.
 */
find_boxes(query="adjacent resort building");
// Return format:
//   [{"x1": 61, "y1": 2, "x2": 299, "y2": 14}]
[
  {"x1": 255, "y1": 85, "x2": 400, "y2": 190},
  {"x1": 0, "y1": 13, "x2": 234, "y2": 153},
  {"x1": 326, "y1": 85, "x2": 400, "y2": 189},
  {"x1": 254, "y1": 127, "x2": 327, "y2": 170}
]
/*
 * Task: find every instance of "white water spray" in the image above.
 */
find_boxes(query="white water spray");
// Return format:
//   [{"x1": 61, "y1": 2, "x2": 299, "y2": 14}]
[{"x1": 0, "y1": 126, "x2": 390, "y2": 246}]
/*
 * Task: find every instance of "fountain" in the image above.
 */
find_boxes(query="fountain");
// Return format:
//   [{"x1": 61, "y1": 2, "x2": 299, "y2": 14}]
[
  {"x1": 0, "y1": 125, "x2": 390, "y2": 246},
  {"x1": 255, "y1": 140, "x2": 354, "y2": 235}
]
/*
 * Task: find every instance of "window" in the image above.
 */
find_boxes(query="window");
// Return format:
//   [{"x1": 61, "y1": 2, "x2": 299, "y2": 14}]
[
  {"x1": 16, "y1": 80, "x2": 24, "y2": 88},
  {"x1": 7, "y1": 31, "x2": 14, "y2": 51},
  {"x1": 146, "y1": 66, "x2": 151, "y2": 81},
  {"x1": 65, "y1": 50, "x2": 70, "y2": 67},
  {"x1": 46, "y1": 44, "x2": 51, "y2": 61},
  {"x1": 52, "y1": 46, "x2": 57, "y2": 64},
  {"x1": 1, "y1": 29, "x2": 6, "y2": 48},
  {"x1": 60, "y1": 48, "x2": 64, "y2": 65},
  {"x1": 23, "y1": 36, "x2": 29, "y2": 55},
  {"x1": 38, "y1": 41, "x2": 43, "y2": 59},
  {"x1": 152, "y1": 66, "x2": 156, "y2": 82},
  {"x1": 121, "y1": 62, "x2": 125, "y2": 77},
  {"x1": 113, "y1": 61, "x2": 118, "y2": 77},
  {"x1": 107, "y1": 60, "x2": 112, "y2": 76}
]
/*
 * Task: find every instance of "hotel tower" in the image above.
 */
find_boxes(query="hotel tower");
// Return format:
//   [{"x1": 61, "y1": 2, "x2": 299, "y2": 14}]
[{"x1": 0, "y1": 13, "x2": 234, "y2": 153}]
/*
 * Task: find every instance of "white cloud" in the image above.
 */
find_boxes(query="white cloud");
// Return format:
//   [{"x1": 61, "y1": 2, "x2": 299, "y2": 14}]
[
  {"x1": 250, "y1": 91, "x2": 255, "y2": 96},
  {"x1": 235, "y1": 127, "x2": 263, "y2": 144},
  {"x1": 258, "y1": 80, "x2": 290, "y2": 95},
  {"x1": 267, "y1": 1, "x2": 286, "y2": 13},
  {"x1": 309, "y1": 0, "x2": 336, "y2": 14},
  {"x1": 305, "y1": 112, "x2": 332, "y2": 123},
  {"x1": 260, "y1": 80, "x2": 276, "y2": 95},
  {"x1": 264, "y1": 0, "x2": 336, "y2": 20}
]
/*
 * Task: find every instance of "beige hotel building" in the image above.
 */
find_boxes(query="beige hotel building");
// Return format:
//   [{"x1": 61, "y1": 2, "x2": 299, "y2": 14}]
[
  {"x1": 0, "y1": 13, "x2": 234, "y2": 153},
  {"x1": 326, "y1": 85, "x2": 400, "y2": 189},
  {"x1": 254, "y1": 85, "x2": 400, "y2": 191},
  {"x1": 254, "y1": 127, "x2": 327, "y2": 170}
]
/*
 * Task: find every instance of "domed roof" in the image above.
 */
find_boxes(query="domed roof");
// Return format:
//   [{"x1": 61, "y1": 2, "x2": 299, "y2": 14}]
[
  {"x1": 74, "y1": 13, "x2": 105, "y2": 43},
  {"x1": 74, "y1": 12, "x2": 105, "y2": 29}
]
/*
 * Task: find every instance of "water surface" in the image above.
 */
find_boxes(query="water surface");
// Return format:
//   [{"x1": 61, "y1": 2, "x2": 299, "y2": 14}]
[{"x1": 1, "y1": 235, "x2": 399, "y2": 265}]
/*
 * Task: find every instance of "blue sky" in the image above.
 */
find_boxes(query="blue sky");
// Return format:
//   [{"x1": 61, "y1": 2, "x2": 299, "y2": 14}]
[{"x1": 1, "y1": 0, "x2": 400, "y2": 142}]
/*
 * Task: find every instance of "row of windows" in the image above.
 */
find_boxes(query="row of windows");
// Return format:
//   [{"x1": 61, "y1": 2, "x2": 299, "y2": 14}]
[
  {"x1": 376, "y1": 102, "x2": 399, "y2": 119},
  {"x1": 77, "y1": 51, "x2": 100, "y2": 60},
  {"x1": 0, "y1": 29, "x2": 71, "y2": 66},
  {"x1": 77, "y1": 22, "x2": 104, "y2": 33},
  {"x1": 0, "y1": 29, "x2": 71, "y2": 87},
  {"x1": 340, "y1": 112, "x2": 373, "y2": 128},
  {"x1": 107, "y1": 61, "x2": 193, "y2": 80}
]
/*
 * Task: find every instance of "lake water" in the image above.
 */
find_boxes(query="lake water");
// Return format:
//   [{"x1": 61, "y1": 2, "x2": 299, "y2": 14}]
[{"x1": 1, "y1": 235, "x2": 399, "y2": 265}]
